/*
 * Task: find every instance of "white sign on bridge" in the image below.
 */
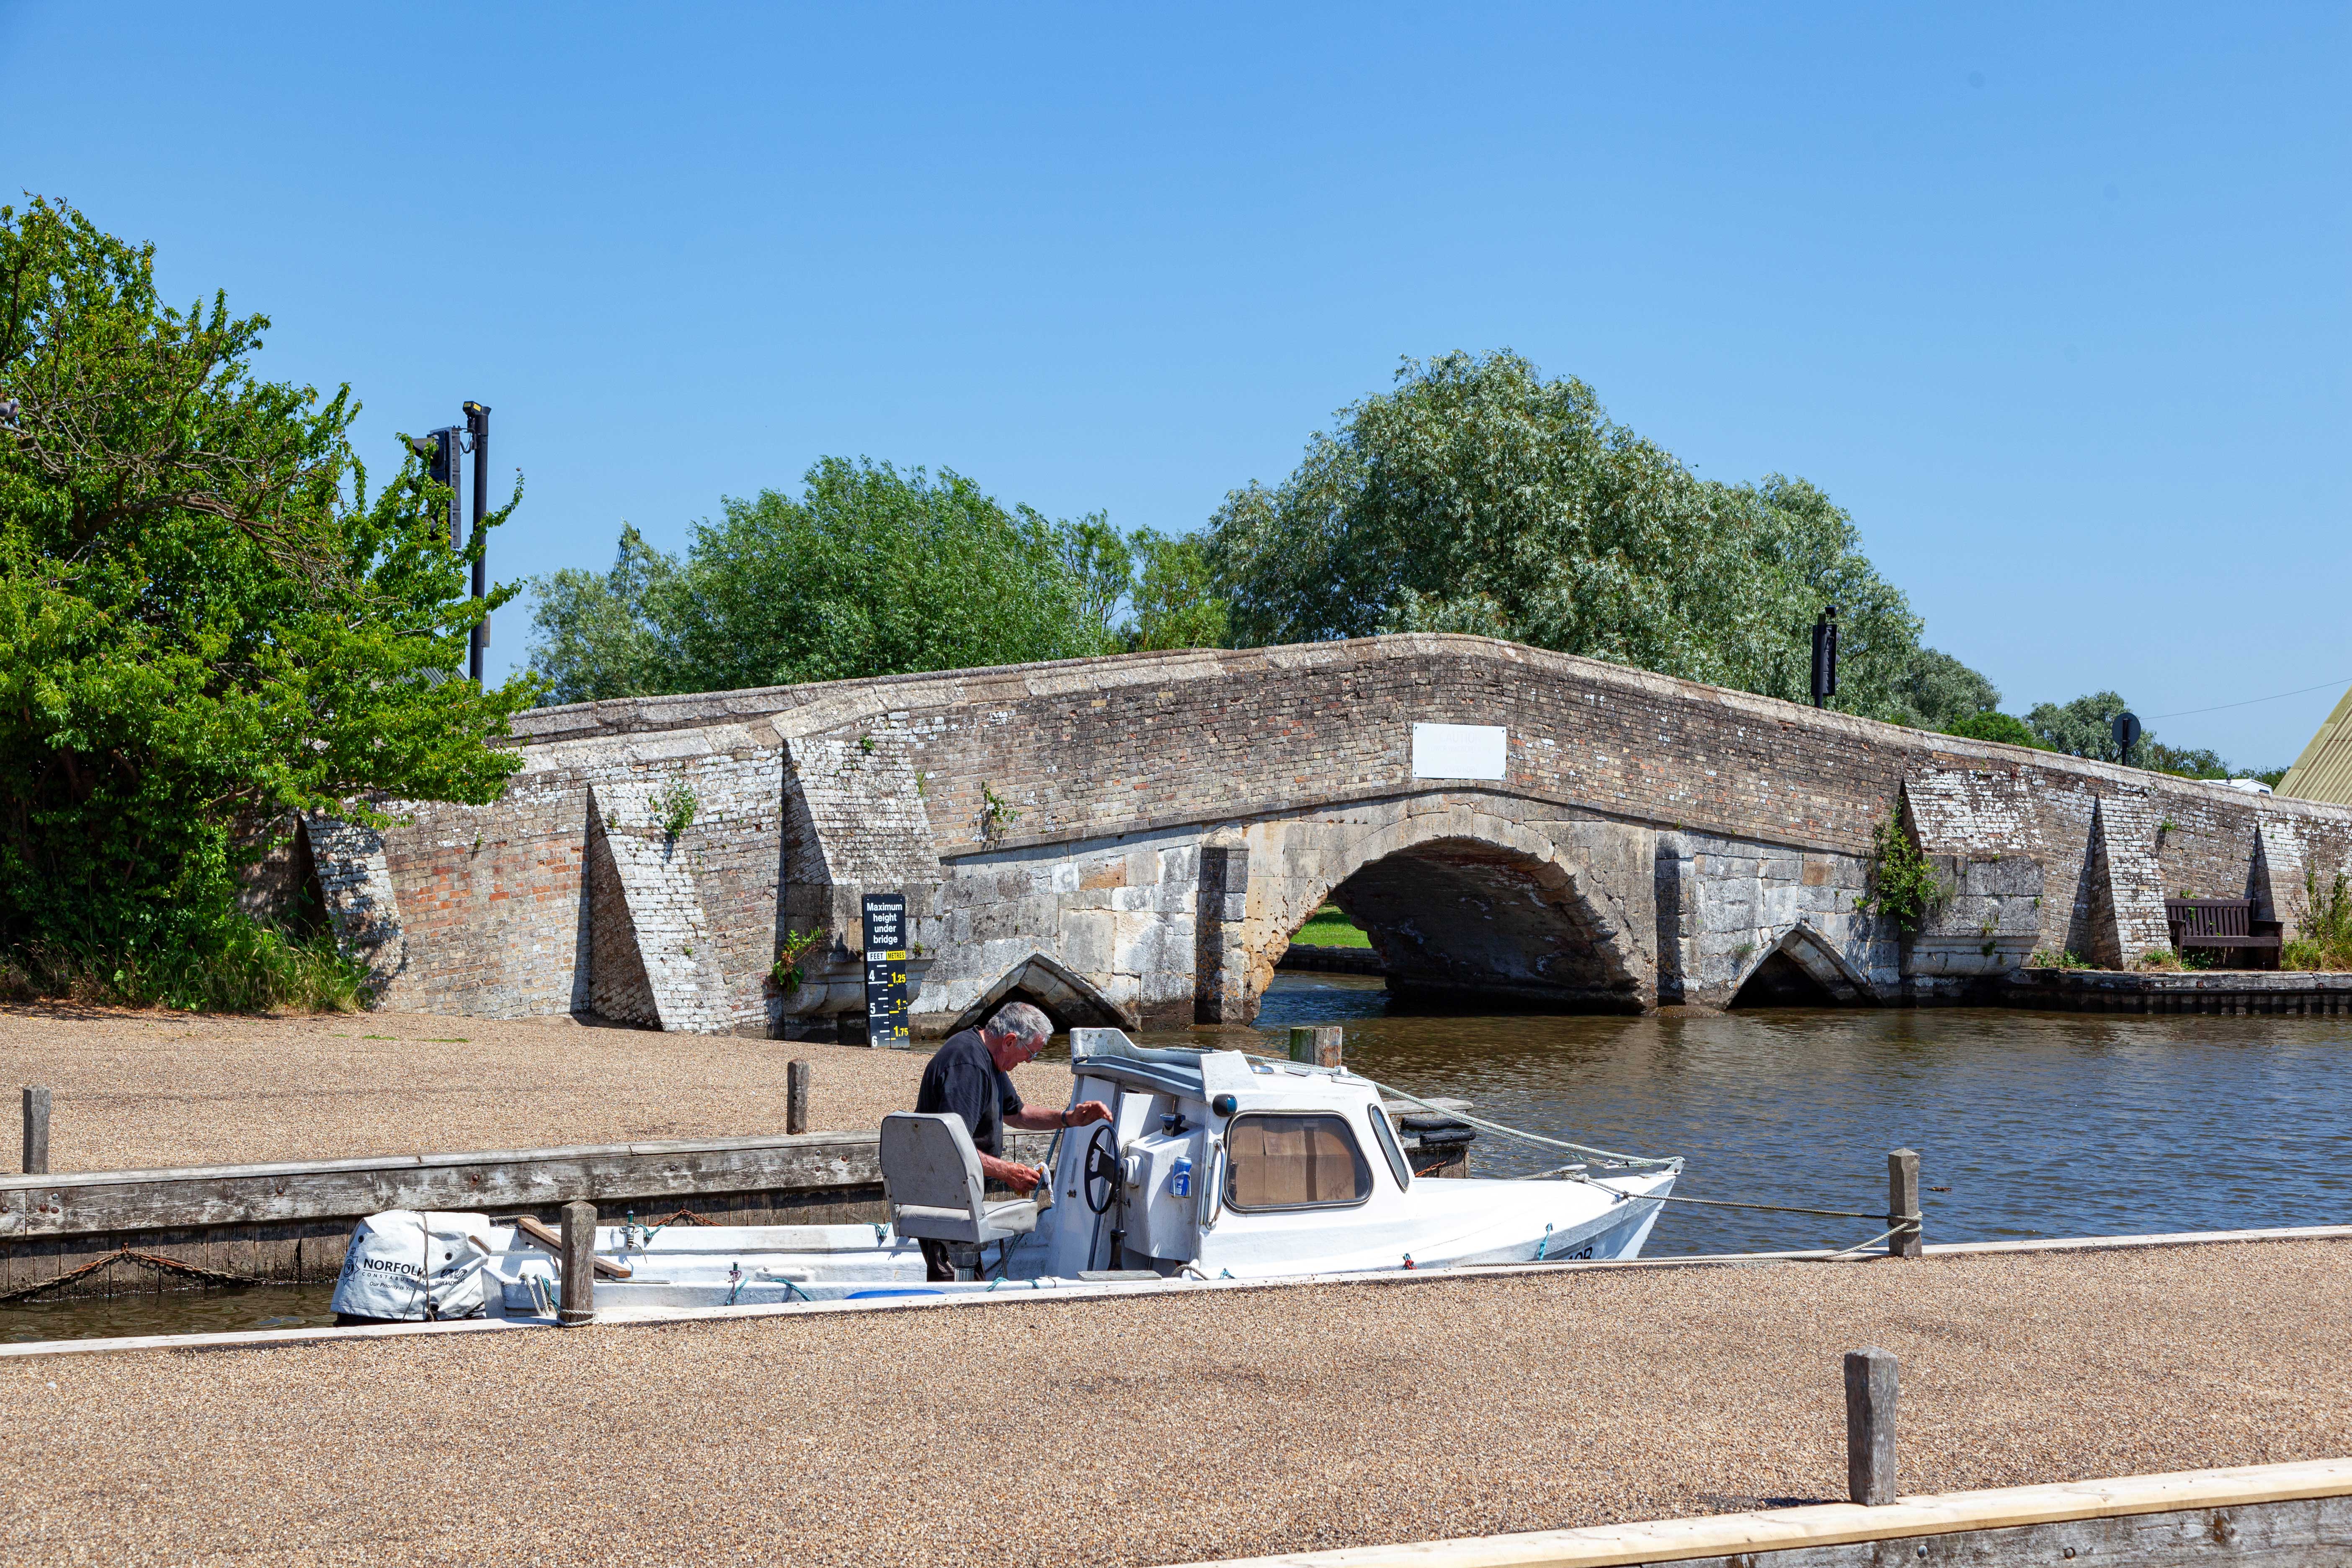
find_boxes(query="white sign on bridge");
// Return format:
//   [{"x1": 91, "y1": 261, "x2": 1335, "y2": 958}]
[{"x1": 1411, "y1": 722, "x2": 1508, "y2": 780}]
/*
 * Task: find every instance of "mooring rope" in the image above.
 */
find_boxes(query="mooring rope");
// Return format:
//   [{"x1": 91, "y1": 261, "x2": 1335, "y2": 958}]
[
  {"x1": 1814, "y1": 1224, "x2": 1908, "y2": 1260},
  {"x1": 1345, "y1": 1062, "x2": 1908, "y2": 1230},
  {"x1": 1319, "y1": 1067, "x2": 1678, "y2": 1171},
  {"x1": 0, "y1": 1246, "x2": 267, "y2": 1305}
]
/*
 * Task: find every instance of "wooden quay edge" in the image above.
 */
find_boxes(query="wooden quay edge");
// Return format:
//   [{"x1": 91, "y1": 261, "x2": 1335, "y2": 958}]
[
  {"x1": 3, "y1": 1222, "x2": 2348, "y2": 1362},
  {"x1": 1176, "y1": 1458, "x2": 2352, "y2": 1568}
]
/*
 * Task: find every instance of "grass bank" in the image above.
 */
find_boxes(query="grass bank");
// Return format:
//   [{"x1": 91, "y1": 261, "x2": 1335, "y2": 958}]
[
  {"x1": 1292, "y1": 902, "x2": 1372, "y2": 948},
  {"x1": 0, "y1": 920, "x2": 370, "y2": 1014}
]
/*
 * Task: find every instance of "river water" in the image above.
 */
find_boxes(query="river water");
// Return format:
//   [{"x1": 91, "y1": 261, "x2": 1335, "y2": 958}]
[
  {"x1": 10, "y1": 977, "x2": 2348, "y2": 1340},
  {"x1": 1217, "y1": 974, "x2": 2352, "y2": 1254}
]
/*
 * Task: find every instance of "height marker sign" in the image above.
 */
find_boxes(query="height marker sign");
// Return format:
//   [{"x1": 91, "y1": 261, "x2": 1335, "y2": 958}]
[{"x1": 861, "y1": 892, "x2": 910, "y2": 1050}]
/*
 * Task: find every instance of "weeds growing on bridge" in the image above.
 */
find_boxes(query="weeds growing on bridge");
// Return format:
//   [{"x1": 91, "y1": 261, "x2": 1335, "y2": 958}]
[
  {"x1": 651, "y1": 779, "x2": 701, "y2": 840},
  {"x1": 2284, "y1": 868, "x2": 2352, "y2": 972},
  {"x1": 768, "y1": 926, "x2": 825, "y2": 993},
  {"x1": 1858, "y1": 807, "x2": 1945, "y2": 933},
  {"x1": 980, "y1": 782, "x2": 1022, "y2": 840}
]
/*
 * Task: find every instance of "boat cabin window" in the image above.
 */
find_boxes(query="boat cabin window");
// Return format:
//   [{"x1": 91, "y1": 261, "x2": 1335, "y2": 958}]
[
  {"x1": 1365, "y1": 1105, "x2": 1411, "y2": 1191},
  {"x1": 1224, "y1": 1113, "x2": 1372, "y2": 1211}
]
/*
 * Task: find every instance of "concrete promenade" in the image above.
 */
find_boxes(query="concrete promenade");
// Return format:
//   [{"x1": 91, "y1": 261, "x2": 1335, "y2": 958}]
[
  {"x1": 2, "y1": 1239, "x2": 2347, "y2": 1567},
  {"x1": 0, "y1": 1005, "x2": 1063, "y2": 1173}
]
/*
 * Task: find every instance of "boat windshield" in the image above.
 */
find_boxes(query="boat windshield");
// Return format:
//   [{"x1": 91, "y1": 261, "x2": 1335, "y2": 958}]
[{"x1": 1224, "y1": 1113, "x2": 1373, "y2": 1211}]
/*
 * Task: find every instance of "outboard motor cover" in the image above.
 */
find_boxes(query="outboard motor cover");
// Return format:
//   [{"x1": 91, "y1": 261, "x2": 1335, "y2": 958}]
[{"x1": 332, "y1": 1210, "x2": 496, "y2": 1322}]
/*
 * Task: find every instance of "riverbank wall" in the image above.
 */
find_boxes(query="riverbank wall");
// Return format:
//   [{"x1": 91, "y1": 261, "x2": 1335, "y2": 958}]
[{"x1": 1999, "y1": 967, "x2": 2352, "y2": 1015}]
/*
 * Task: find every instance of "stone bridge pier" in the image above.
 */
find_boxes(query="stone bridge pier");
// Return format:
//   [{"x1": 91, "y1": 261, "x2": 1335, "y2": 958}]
[{"x1": 262, "y1": 636, "x2": 2352, "y2": 1034}]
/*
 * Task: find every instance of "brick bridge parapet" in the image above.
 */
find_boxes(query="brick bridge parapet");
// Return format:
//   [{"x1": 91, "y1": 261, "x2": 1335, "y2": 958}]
[{"x1": 257, "y1": 635, "x2": 2352, "y2": 1033}]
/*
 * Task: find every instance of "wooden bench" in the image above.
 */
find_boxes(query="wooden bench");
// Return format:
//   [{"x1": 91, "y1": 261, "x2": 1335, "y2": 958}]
[{"x1": 2165, "y1": 897, "x2": 2283, "y2": 970}]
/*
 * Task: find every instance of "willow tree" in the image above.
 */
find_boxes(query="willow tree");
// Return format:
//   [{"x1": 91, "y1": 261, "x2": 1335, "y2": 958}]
[{"x1": 1206, "y1": 351, "x2": 1960, "y2": 724}]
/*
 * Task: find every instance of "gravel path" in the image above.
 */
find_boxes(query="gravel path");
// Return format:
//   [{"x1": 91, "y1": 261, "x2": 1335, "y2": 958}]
[
  {"x1": 4, "y1": 1240, "x2": 2349, "y2": 1567},
  {"x1": 0, "y1": 1006, "x2": 1066, "y2": 1171}
]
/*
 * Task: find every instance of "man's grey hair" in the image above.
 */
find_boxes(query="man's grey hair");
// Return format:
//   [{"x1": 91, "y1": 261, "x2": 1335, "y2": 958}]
[{"x1": 984, "y1": 1001, "x2": 1053, "y2": 1046}]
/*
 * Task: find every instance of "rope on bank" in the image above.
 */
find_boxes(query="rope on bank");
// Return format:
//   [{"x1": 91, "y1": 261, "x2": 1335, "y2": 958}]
[
  {"x1": 0, "y1": 1246, "x2": 267, "y2": 1305},
  {"x1": 1814, "y1": 1225, "x2": 1906, "y2": 1261}
]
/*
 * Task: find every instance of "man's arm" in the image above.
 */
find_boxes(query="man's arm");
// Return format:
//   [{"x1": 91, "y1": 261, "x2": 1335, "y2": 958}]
[
  {"x1": 985, "y1": 1102, "x2": 1112, "y2": 1194},
  {"x1": 980, "y1": 1151, "x2": 1044, "y2": 1193},
  {"x1": 1003, "y1": 1100, "x2": 1111, "y2": 1132}
]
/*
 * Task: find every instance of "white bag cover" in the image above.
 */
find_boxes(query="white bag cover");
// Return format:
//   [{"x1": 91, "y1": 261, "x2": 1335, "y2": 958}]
[{"x1": 332, "y1": 1210, "x2": 496, "y2": 1321}]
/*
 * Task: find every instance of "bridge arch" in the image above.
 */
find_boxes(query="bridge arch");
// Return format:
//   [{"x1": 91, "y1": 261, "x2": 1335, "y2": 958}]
[
  {"x1": 948, "y1": 951, "x2": 1134, "y2": 1034},
  {"x1": 1254, "y1": 807, "x2": 1651, "y2": 1015},
  {"x1": 1726, "y1": 921, "x2": 1874, "y2": 1008}
]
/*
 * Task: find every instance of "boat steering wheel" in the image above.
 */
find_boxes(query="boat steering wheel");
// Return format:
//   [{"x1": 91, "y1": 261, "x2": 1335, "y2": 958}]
[{"x1": 1082, "y1": 1124, "x2": 1120, "y2": 1215}]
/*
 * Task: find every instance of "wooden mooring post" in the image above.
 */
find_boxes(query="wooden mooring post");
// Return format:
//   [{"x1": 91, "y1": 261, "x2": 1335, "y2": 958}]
[
  {"x1": 1289, "y1": 1026, "x2": 1343, "y2": 1068},
  {"x1": 786, "y1": 1060, "x2": 811, "y2": 1135},
  {"x1": 1844, "y1": 1347, "x2": 1899, "y2": 1505},
  {"x1": 559, "y1": 1199, "x2": 597, "y2": 1326},
  {"x1": 1888, "y1": 1148, "x2": 1922, "y2": 1258},
  {"x1": 21, "y1": 1086, "x2": 49, "y2": 1176}
]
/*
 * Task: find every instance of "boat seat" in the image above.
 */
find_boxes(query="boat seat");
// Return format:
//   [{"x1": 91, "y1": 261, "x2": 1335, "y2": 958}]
[{"x1": 879, "y1": 1112, "x2": 1040, "y2": 1245}]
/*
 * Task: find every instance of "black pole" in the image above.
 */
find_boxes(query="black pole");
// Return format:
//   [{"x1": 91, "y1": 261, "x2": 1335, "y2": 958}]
[
  {"x1": 1810, "y1": 606, "x2": 1840, "y2": 709},
  {"x1": 463, "y1": 401, "x2": 491, "y2": 683}
]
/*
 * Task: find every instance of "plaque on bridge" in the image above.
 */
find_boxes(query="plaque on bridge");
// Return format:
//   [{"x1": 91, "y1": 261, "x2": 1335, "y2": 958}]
[{"x1": 861, "y1": 892, "x2": 910, "y2": 1050}]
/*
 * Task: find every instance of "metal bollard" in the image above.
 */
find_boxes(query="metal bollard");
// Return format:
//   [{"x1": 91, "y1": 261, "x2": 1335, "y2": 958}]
[
  {"x1": 787, "y1": 1059, "x2": 810, "y2": 1135},
  {"x1": 1887, "y1": 1148, "x2": 1922, "y2": 1258},
  {"x1": 1844, "y1": 1347, "x2": 1899, "y2": 1505},
  {"x1": 559, "y1": 1199, "x2": 598, "y2": 1326},
  {"x1": 1288, "y1": 1026, "x2": 1343, "y2": 1068},
  {"x1": 21, "y1": 1087, "x2": 49, "y2": 1176}
]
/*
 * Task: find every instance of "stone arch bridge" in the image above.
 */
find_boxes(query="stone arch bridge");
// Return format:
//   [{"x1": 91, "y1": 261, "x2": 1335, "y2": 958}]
[{"x1": 271, "y1": 635, "x2": 2352, "y2": 1034}]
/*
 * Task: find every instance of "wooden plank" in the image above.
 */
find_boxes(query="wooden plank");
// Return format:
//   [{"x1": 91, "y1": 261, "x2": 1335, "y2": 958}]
[
  {"x1": 0, "y1": 1131, "x2": 1049, "y2": 1242},
  {"x1": 1432, "y1": 1494, "x2": 2352, "y2": 1567},
  {"x1": 513, "y1": 1214, "x2": 632, "y2": 1278},
  {"x1": 1180, "y1": 1463, "x2": 2352, "y2": 1567}
]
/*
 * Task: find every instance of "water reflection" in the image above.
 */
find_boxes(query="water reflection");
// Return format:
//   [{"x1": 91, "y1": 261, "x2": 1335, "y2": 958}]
[
  {"x1": 1147, "y1": 974, "x2": 2352, "y2": 1254},
  {"x1": 0, "y1": 1283, "x2": 335, "y2": 1344}
]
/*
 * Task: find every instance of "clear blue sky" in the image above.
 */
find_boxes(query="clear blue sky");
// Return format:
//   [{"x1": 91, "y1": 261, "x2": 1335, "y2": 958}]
[{"x1": 5, "y1": 4, "x2": 2344, "y2": 765}]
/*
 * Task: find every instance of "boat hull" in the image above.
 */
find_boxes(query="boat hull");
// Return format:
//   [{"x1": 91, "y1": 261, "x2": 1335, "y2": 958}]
[{"x1": 470, "y1": 1167, "x2": 1679, "y2": 1316}]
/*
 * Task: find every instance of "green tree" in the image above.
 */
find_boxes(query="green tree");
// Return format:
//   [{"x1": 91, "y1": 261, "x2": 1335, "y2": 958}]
[
  {"x1": 1124, "y1": 528, "x2": 1228, "y2": 652},
  {"x1": 2022, "y1": 690, "x2": 2254, "y2": 777},
  {"x1": 1055, "y1": 511, "x2": 1132, "y2": 650},
  {"x1": 525, "y1": 524, "x2": 676, "y2": 705},
  {"x1": 1899, "y1": 648, "x2": 2003, "y2": 731},
  {"x1": 0, "y1": 198, "x2": 536, "y2": 1005},
  {"x1": 1205, "y1": 351, "x2": 1932, "y2": 720},
  {"x1": 2141, "y1": 740, "x2": 2228, "y2": 779},
  {"x1": 2026, "y1": 691, "x2": 2135, "y2": 761},
  {"x1": 530, "y1": 459, "x2": 1117, "y2": 699},
  {"x1": 1942, "y1": 710, "x2": 2043, "y2": 749}
]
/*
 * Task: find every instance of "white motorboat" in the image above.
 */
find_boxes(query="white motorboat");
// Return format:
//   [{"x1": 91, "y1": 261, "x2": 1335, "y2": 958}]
[{"x1": 333, "y1": 1029, "x2": 1679, "y2": 1322}]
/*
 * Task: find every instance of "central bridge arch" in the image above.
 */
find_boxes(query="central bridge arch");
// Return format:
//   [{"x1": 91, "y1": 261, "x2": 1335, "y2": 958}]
[{"x1": 1245, "y1": 805, "x2": 1651, "y2": 1018}]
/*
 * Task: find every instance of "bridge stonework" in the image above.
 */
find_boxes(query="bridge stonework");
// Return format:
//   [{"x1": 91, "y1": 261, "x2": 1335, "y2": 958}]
[{"x1": 281, "y1": 635, "x2": 2352, "y2": 1034}]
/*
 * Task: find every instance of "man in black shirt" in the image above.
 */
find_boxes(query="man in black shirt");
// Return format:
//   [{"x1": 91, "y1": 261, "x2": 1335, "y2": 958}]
[{"x1": 911, "y1": 1000, "x2": 1109, "y2": 1280}]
